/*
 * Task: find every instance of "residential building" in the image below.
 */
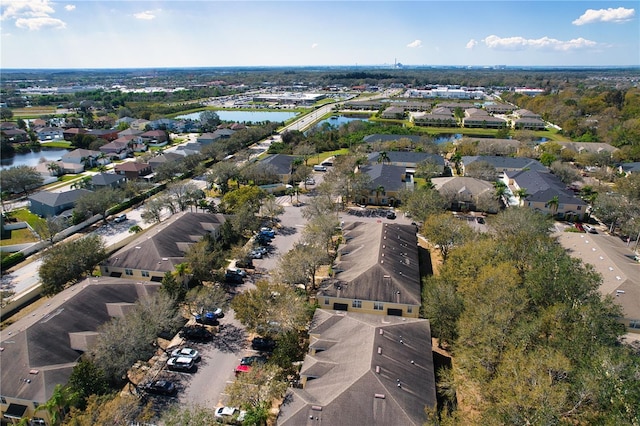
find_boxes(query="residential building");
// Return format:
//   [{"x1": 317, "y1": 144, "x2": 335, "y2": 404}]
[
  {"x1": 618, "y1": 162, "x2": 640, "y2": 175},
  {"x1": 260, "y1": 154, "x2": 298, "y2": 184},
  {"x1": 455, "y1": 137, "x2": 522, "y2": 156},
  {"x1": 431, "y1": 176, "x2": 497, "y2": 212},
  {"x1": 28, "y1": 189, "x2": 92, "y2": 217},
  {"x1": 461, "y1": 155, "x2": 547, "y2": 176},
  {"x1": 0, "y1": 278, "x2": 160, "y2": 424},
  {"x1": 462, "y1": 108, "x2": 507, "y2": 129},
  {"x1": 366, "y1": 151, "x2": 445, "y2": 172},
  {"x1": 317, "y1": 222, "x2": 421, "y2": 318},
  {"x1": 1, "y1": 128, "x2": 28, "y2": 143},
  {"x1": 380, "y1": 106, "x2": 405, "y2": 119},
  {"x1": 86, "y1": 128, "x2": 119, "y2": 142},
  {"x1": 412, "y1": 107, "x2": 457, "y2": 127},
  {"x1": 277, "y1": 310, "x2": 436, "y2": 426},
  {"x1": 90, "y1": 172, "x2": 127, "y2": 190},
  {"x1": 148, "y1": 152, "x2": 184, "y2": 171},
  {"x1": 551, "y1": 141, "x2": 618, "y2": 156},
  {"x1": 114, "y1": 161, "x2": 152, "y2": 181},
  {"x1": 101, "y1": 212, "x2": 227, "y2": 282},
  {"x1": 60, "y1": 149, "x2": 105, "y2": 172},
  {"x1": 502, "y1": 169, "x2": 588, "y2": 220},
  {"x1": 358, "y1": 163, "x2": 411, "y2": 206},
  {"x1": 35, "y1": 126, "x2": 64, "y2": 141},
  {"x1": 62, "y1": 127, "x2": 87, "y2": 141},
  {"x1": 140, "y1": 130, "x2": 168, "y2": 146},
  {"x1": 99, "y1": 140, "x2": 130, "y2": 160}
]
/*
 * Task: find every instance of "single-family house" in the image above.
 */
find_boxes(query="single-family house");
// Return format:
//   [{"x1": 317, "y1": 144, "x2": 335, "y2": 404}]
[
  {"x1": 502, "y1": 169, "x2": 588, "y2": 220},
  {"x1": 60, "y1": 149, "x2": 106, "y2": 172},
  {"x1": 618, "y1": 162, "x2": 640, "y2": 176},
  {"x1": 35, "y1": 126, "x2": 64, "y2": 141},
  {"x1": 140, "y1": 130, "x2": 168, "y2": 146},
  {"x1": 260, "y1": 154, "x2": 298, "y2": 184},
  {"x1": 100, "y1": 212, "x2": 227, "y2": 282},
  {"x1": 0, "y1": 278, "x2": 160, "y2": 424},
  {"x1": 130, "y1": 119, "x2": 150, "y2": 131},
  {"x1": 148, "y1": 152, "x2": 184, "y2": 171},
  {"x1": 316, "y1": 222, "x2": 421, "y2": 318},
  {"x1": 28, "y1": 189, "x2": 92, "y2": 217},
  {"x1": 277, "y1": 310, "x2": 437, "y2": 426},
  {"x1": 86, "y1": 128, "x2": 119, "y2": 142},
  {"x1": 99, "y1": 140, "x2": 130, "y2": 160},
  {"x1": 114, "y1": 161, "x2": 152, "y2": 181},
  {"x1": 367, "y1": 151, "x2": 445, "y2": 173},
  {"x1": 197, "y1": 132, "x2": 218, "y2": 145},
  {"x1": 380, "y1": 106, "x2": 405, "y2": 119},
  {"x1": 62, "y1": 128, "x2": 87, "y2": 141},
  {"x1": 117, "y1": 128, "x2": 143, "y2": 140},
  {"x1": 90, "y1": 172, "x2": 126, "y2": 190},
  {"x1": 1, "y1": 128, "x2": 28, "y2": 143}
]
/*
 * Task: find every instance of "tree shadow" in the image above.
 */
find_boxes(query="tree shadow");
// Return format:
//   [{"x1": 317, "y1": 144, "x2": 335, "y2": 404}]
[
  {"x1": 210, "y1": 323, "x2": 247, "y2": 353},
  {"x1": 277, "y1": 226, "x2": 297, "y2": 236}
]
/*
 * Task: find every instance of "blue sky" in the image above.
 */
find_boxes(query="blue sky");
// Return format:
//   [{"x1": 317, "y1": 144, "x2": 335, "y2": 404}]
[{"x1": 1, "y1": 1, "x2": 638, "y2": 68}]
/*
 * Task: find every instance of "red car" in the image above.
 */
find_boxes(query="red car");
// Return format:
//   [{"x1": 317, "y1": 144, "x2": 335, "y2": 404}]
[{"x1": 575, "y1": 223, "x2": 585, "y2": 232}]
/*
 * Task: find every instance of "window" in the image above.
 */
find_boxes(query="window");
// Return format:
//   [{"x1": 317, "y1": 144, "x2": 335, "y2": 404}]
[
  {"x1": 630, "y1": 320, "x2": 640, "y2": 329},
  {"x1": 352, "y1": 300, "x2": 362, "y2": 308},
  {"x1": 577, "y1": 206, "x2": 582, "y2": 210},
  {"x1": 324, "y1": 298, "x2": 330, "y2": 305},
  {"x1": 374, "y1": 302, "x2": 384, "y2": 311},
  {"x1": 407, "y1": 306, "x2": 413, "y2": 314},
  {"x1": 0, "y1": 397, "x2": 6, "y2": 404},
  {"x1": 125, "y1": 269, "x2": 133, "y2": 276},
  {"x1": 141, "y1": 271, "x2": 150, "y2": 277}
]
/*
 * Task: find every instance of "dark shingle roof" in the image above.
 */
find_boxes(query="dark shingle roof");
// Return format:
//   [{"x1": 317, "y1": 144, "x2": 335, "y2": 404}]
[
  {"x1": 277, "y1": 310, "x2": 436, "y2": 426},
  {"x1": 367, "y1": 151, "x2": 444, "y2": 166},
  {"x1": 318, "y1": 222, "x2": 421, "y2": 305},
  {"x1": 506, "y1": 169, "x2": 587, "y2": 205},
  {"x1": 360, "y1": 164, "x2": 406, "y2": 192},
  {"x1": 29, "y1": 189, "x2": 92, "y2": 207},
  {"x1": 462, "y1": 155, "x2": 546, "y2": 172},
  {"x1": 90, "y1": 173, "x2": 125, "y2": 186},
  {"x1": 261, "y1": 154, "x2": 297, "y2": 175}
]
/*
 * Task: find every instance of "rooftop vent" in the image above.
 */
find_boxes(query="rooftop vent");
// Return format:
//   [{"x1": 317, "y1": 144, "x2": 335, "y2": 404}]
[
  {"x1": 375, "y1": 394, "x2": 386, "y2": 399},
  {"x1": 311, "y1": 406, "x2": 322, "y2": 411}
]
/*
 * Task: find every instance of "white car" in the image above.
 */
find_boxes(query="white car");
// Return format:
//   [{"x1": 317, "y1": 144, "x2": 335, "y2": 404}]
[
  {"x1": 215, "y1": 406, "x2": 246, "y2": 422},
  {"x1": 170, "y1": 347, "x2": 200, "y2": 361}
]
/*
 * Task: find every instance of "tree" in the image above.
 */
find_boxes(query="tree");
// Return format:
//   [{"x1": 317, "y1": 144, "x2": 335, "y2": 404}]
[
  {"x1": 39, "y1": 234, "x2": 106, "y2": 295},
  {"x1": 550, "y1": 160, "x2": 582, "y2": 184},
  {"x1": 422, "y1": 277, "x2": 463, "y2": 348},
  {"x1": 205, "y1": 161, "x2": 238, "y2": 195},
  {"x1": 141, "y1": 197, "x2": 165, "y2": 224},
  {"x1": 615, "y1": 172, "x2": 640, "y2": 202},
  {"x1": 0, "y1": 165, "x2": 44, "y2": 195},
  {"x1": 66, "y1": 358, "x2": 109, "y2": 407},
  {"x1": 513, "y1": 187, "x2": 529, "y2": 205},
  {"x1": 160, "y1": 271, "x2": 186, "y2": 302},
  {"x1": 220, "y1": 185, "x2": 265, "y2": 214},
  {"x1": 185, "y1": 239, "x2": 217, "y2": 284},
  {"x1": 34, "y1": 216, "x2": 66, "y2": 244},
  {"x1": 277, "y1": 242, "x2": 328, "y2": 293},
  {"x1": 464, "y1": 160, "x2": 498, "y2": 181},
  {"x1": 74, "y1": 187, "x2": 124, "y2": 223},
  {"x1": 199, "y1": 110, "x2": 221, "y2": 132},
  {"x1": 546, "y1": 195, "x2": 559, "y2": 217},
  {"x1": 0, "y1": 107, "x2": 13, "y2": 120},
  {"x1": 154, "y1": 160, "x2": 186, "y2": 182},
  {"x1": 374, "y1": 185, "x2": 385, "y2": 205},
  {"x1": 421, "y1": 213, "x2": 474, "y2": 261},
  {"x1": 376, "y1": 150, "x2": 390, "y2": 164},
  {"x1": 231, "y1": 280, "x2": 309, "y2": 337},
  {"x1": 302, "y1": 213, "x2": 339, "y2": 255},
  {"x1": 398, "y1": 186, "x2": 446, "y2": 223},
  {"x1": 225, "y1": 363, "x2": 288, "y2": 411},
  {"x1": 161, "y1": 404, "x2": 220, "y2": 426},
  {"x1": 165, "y1": 181, "x2": 200, "y2": 212},
  {"x1": 183, "y1": 284, "x2": 228, "y2": 318},
  {"x1": 260, "y1": 194, "x2": 284, "y2": 224}
]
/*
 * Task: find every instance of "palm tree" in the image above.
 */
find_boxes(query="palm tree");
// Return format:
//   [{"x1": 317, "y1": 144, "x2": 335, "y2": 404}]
[
  {"x1": 514, "y1": 188, "x2": 529, "y2": 206},
  {"x1": 546, "y1": 195, "x2": 560, "y2": 217},
  {"x1": 375, "y1": 185, "x2": 385, "y2": 205},
  {"x1": 377, "y1": 151, "x2": 390, "y2": 165}
]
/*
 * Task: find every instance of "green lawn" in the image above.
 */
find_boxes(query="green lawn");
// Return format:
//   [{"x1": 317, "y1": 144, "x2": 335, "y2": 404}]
[
  {"x1": 1, "y1": 227, "x2": 38, "y2": 245},
  {"x1": 41, "y1": 141, "x2": 72, "y2": 149},
  {"x1": 8, "y1": 208, "x2": 45, "y2": 229}
]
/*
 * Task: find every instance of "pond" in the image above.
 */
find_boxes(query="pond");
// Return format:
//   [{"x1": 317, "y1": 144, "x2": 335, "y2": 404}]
[
  {"x1": 313, "y1": 115, "x2": 370, "y2": 129},
  {"x1": 1, "y1": 147, "x2": 70, "y2": 170},
  {"x1": 177, "y1": 110, "x2": 298, "y2": 123}
]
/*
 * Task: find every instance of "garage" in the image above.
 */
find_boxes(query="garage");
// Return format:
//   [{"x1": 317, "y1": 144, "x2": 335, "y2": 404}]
[
  {"x1": 387, "y1": 308, "x2": 403, "y2": 317},
  {"x1": 333, "y1": 303, "x2": 348, "y2": 311}
]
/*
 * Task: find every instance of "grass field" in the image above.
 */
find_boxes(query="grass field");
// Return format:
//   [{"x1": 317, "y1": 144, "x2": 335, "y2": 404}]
[{"x1": 10, "y1": 107, "x2": 57, "y2": 118}]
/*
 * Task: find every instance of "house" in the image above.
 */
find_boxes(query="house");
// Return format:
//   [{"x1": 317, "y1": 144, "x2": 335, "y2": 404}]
[
  {"x1": 0, "y1": 278, "x2": 160, "y2": 424},
  {"x1": 196, "y1": 132, "x2": 218, "y2": 145},
  {"x1": 148, "y1": 152, "x2": 184, "y2": 171},
  {"x1": 86, "y1": 128, "x2": 119, "y2": 142},
  {"x1": 99, "y1": 140, "x2": 130, "y2": 160},
  {"x1": 484, "y1": 103, "x2": 514, "y2": 114},
  {"x1": 60, "y1": 149, "x2": 106, "y2": 172},
  {"x1": 513, "y1": 116, "x2": 546, "y2": 130},
  {"x1": 100, "y1": 212, "x2": 227, "y2": 282},
  {"x1": 431, "y1": 176, "x2": 497, "y2": 212},
  {"x1": 362, "y1": 134, "x2": 424, "y2": 147},
  {"x1": 462, "y1": 108, "x2": 507, "y2": 129},
  {"x1": 358, "y1": 163, "x2": 410, "y2": 206},
  {"x1": 28, "y1": 189, "x2": 92, "y2": 217},
  {"x1": 114, "y1": 161, "x2": 152, "y2": 180},
  {"x1": 618, "y1": 162, "x2": 640, "y2": 176},
  {"x1": 277, "y1": 310, "x2": 436, "y2": 426},
  {"x1": 140, "y1": 130, "x2": 168, "y2": 146},
  {"x1": 62, "y1": 127, "x2": 87, "y2": 141},
  {"x1": 90, "y1": 172, "x2": 126, "y2": 190},
  {"x1": 317, "y1": 222, "x2": 421, "y2": 318},
  {"x1": 461, "y1": 155, "x2": 547, "y2": 176},
  {"x1": 35, "y1": 126, "x2": 64, "y2": 141},
  {"x1": 502, "y1": 169, "x2": 588, "y2": 220},
  {"x1": 117, "y1": 128, "x2": 143, "y2": 140},
  {"x1": 130, "y1": 118, "x2": 150, "y2": 131},
  {"x1": 212, "y1": 128, "x2": 235, "y2": 139},
  {"x1": 551, "y1": 141, "x2": 618, "y2": 156},
  {"x1": 174, "y1": 142, "x2": 204, "y2": 157},
  {"x1": 1, "y1": 128, "x2": 28, "y2": 142}
]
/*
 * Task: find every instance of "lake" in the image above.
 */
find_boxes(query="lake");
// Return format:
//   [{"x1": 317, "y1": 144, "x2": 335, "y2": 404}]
[
  {"x1": 1, "y1": 147, "x2": 69, "y2": 170},
  {"x1": 177, "y1": 110, "x2": 298, "y2": 123},
  {"x1": 314, "y1": 115, "x2": 370, "y2": 128}
]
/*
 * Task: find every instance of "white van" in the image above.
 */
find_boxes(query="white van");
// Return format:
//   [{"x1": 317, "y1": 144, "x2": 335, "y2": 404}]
[{"x1": 313, "y1": 165, "x2": 327, "y2": 172}]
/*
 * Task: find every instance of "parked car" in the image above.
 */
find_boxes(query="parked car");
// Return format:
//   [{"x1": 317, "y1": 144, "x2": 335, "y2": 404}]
[
  {"x1": 251, "y1": 337, "x2": 276, "y2": 352},
  {"x1": 240, "y1": 355, "x2": 268, "y2": 366},
  {"x1": 170, "y1": 347, "x2": 200, "y2": 361},
  {"x1": 227, "y1": 268, "x2": 247, "y2": 277},
  {"x1": 142, "y1": 380, "x2": 177, "y2": 396},
  {"x1": 313, "y1": 165, "x2": 327, "y2": 172},
  {"x1": 259, "y1": 227, "x2": 275, "y2": 237},
  {"x1": 305, "y1": 178, "x2": 316, "y2": 185},
  {"x1": 224, "y1": 270, "x2": 245, "y2": 284},
  {"x1": 476, "y1": 216, "x2": 485, "y2": 224},
  {"x1": 114, "y1": 214, "x2": 127, "y2": 223},
  {"x1": 583, "y1": 224, "x2": 598, "y2": 234},
  {"x1": 249, "y1": 250, "x2": 263, "y2": 259},
  {"x1": 575, "y1": 222, "x2": 585, "y2": 232},
  {"x1": 195, "y1": 311, "x2": 219, "y2": 325},
  {"x1": 386, "y1": 211, "x2": 396, "y2": 220},
  {"x1": 215, "y1": 406, "x2": 246, "y2": 424},
  {"x1": 180, "y1": 325, "x2": 212, "y2": 341},
  {"x1": 167, "y1": 356, "x2": 195, "y2": 373}
]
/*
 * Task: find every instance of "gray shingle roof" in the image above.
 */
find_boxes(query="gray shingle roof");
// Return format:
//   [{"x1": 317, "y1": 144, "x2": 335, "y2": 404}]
[
  {"x1": 462, "y1": 155, "x2": 546, "y2": 172},
  {"x1": 360, "y1": 164, "x2": 407, "y2": 192},
  {"x1": 28, "y1": 189, "x2": 92, "y2": 207},
  {"x1": 318, "y1": 222, "x2": 421, "y2": 305},
  {"x1": 506, "y1": 169, "x2": 587, "y2": 205},
  {"x1": 367, "y1": 151, "x2": 444, "y2": 167},
  {"x1": 277, "y1": 310, "x2": 436, "y2": 426}
]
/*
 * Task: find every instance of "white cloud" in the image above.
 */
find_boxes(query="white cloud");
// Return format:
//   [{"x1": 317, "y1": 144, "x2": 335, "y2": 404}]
[
  {"x1": 1, "y1": 0, "x2": 55, "y2": 20},
  {"x1": 466, "y1": 39, "x2": 478, "y2": 49},
  {"x1": 311, "y1": 43, "x2": 318, "y2": 49},
  {"x1": 483, "y1": 35, "x2": 597, "y2": 51},
  {"x1": 407, "y1": 39, "x2": 422, "y2": 48},
  {"x1": 134, "y1": 10, "x2": 156, "y2": 20},
  {"x1": 65, "y1": 5, "x2": 76, "y2": 12},
  {"x1": 572, "y1": 7, "x2": 635, "y2": 25},
  {"x1": 16, "y1": 16, "x2": 66, "y2": 30}
]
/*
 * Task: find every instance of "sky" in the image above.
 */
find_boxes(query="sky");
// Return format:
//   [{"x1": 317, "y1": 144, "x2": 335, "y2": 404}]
[{"x1": 1, "y1": 0, "x2": 639, "y2": 69}]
